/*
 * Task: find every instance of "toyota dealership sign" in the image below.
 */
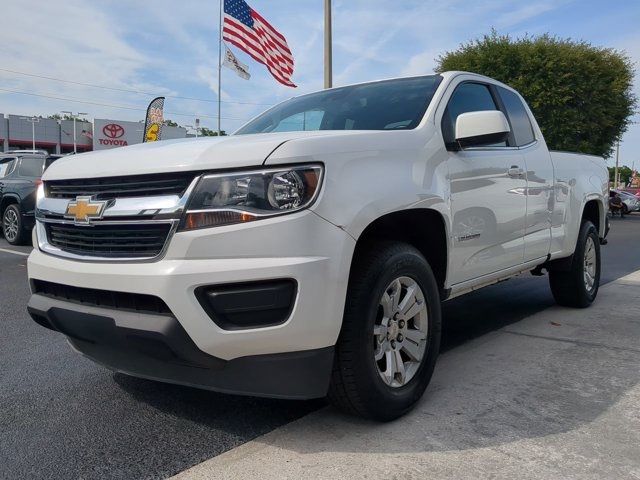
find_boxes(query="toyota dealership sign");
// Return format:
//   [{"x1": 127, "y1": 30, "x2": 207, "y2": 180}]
[{"x1": 93, "y1": 119, "x2": 187, "y2": 150}]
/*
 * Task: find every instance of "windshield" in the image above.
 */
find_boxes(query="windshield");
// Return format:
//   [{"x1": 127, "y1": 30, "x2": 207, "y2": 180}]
[{"x1": 236, "y1": 75, "x2": 443, "y2": 135}]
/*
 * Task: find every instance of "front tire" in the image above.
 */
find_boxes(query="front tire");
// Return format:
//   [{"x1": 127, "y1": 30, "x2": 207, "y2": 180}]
[
  {"x1": 328, "y1": 242, "x2": 442, "y2": 421},
  {"x1": 549, "y1": 220, "x2": 600, "y2": 308},
  {"x1": 2, "y1": 204, "x2": 27, "y2": 245}
]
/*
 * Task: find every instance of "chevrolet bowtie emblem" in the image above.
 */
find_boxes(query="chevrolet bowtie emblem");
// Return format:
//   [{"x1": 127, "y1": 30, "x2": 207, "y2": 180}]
[{"x1": 65, "y1": 196, "x2": 108, "y2": 224}]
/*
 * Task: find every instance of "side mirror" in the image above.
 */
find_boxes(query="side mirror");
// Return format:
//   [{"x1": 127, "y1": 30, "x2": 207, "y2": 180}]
[{"x1": 455, "y1": 110, "x2": 510, "y2": 149}]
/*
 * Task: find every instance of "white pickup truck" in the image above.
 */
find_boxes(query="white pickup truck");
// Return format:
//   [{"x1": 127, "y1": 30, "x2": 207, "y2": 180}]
[{"x1": 27, "y1": 71, "x2": 609, "y2": 420}]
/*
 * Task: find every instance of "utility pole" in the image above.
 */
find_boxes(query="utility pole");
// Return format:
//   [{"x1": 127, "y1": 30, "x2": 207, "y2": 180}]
[
  {"x1": 186, "y1": 118, "x2": 201, "y2": 138},
  {"x1": 614, "y1": 139, "x2": 620, "y2": 189},
  {"x1": 20, "y1": 116, "x2": 40, "y2": 150},
  {"x1": 324, "y1": 0, "x2": 332, "y2": 89},
  {"x1": 217, "y1": 0, "x2": 223, "y2": 136},
  {"x1": 62, "y1": 111, "x2": 87, "y2": 154}
]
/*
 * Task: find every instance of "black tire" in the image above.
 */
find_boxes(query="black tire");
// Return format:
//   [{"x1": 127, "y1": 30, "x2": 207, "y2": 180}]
[
  {"x1": 2, "y1": 204, "x2": 28, "y2": 245},
  {"x1": 328, "y1": 241, "x2": 442, "y2": 421},
  {"x1": 622, "y1": 204, "x2": 629, "y2": 215},
  {"x1": 549, "y1": 220, "x2": 600, "y2": 308}
]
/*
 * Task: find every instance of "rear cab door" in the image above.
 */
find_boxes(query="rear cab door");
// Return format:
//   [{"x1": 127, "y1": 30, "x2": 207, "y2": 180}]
[{"x1": 495, "y1": 86, "x2": 554, "y2": 263}]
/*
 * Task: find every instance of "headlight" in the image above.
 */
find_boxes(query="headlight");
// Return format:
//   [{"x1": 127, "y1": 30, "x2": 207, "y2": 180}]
[
  {"x1": 180, "y1": 164, "x2": 323, "y2": 230},
  {"x1": 36, "y1": 181, "x2": 45, "y2": 203}
]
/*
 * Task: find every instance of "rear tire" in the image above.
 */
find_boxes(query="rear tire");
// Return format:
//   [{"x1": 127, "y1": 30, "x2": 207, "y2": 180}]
[
  {"x1": 549, "y1": 220, "x2": 600, "y2": 308},
  {"x1": 328, "y1": 241, "x2": 442, "y2": 421},
  {"x1": 2, "y1": 204, "x2": 27, "y2": 245}
]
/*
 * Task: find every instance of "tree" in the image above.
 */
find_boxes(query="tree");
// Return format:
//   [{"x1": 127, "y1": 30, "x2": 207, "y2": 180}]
[
  {"x1": 163, "y1": 119, "x2": 179, "y2": 127},
  {"x1": 608, "y1": 165, "x2": 633, "y2": 186},
  {"x1": 436, "y1": 31, "x2": 637, "y2": 158},
  {"x1": 199, "y1": 127, "x2": 226, "y2": 136},
  {"x1": 48, "y1": 113, "x2": 90, "y2": 123}
]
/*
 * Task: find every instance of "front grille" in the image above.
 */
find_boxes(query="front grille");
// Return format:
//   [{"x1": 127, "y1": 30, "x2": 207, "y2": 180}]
[
  {"x1": 45, "y1": 172, "x2": 197, "y2": 200},
  {"x1": 45, "y1": 222, "x2": 172, "y2": 258},
  {"x1": 32, "y1": 279, "x2": 172, "y2": 315}
]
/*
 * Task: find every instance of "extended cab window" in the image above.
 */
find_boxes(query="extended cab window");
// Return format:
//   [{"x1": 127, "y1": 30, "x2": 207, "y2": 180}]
[
  {"x1": 17, "y1": 157, "x2": 45, "y2": 177},
  {"x1": 497, "y1": 87, "x2": 535, "y2": 146}
]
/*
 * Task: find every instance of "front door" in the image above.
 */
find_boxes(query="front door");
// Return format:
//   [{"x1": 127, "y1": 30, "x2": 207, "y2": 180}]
[{"x1": 441, "y1": 81, "x2": 527, "y2": 285}]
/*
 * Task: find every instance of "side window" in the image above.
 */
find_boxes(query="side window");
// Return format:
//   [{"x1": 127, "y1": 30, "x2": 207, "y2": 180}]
[
  {"x1": 0, "y1": 159, "x2": 16, "y2": 178},
  {"x1": 17, "y1": 157, "x2": 45, "y2": 177},
  {"x1": 442, "y1": 82, "x2": 499, "y2": 146},
  {"x1": 497, "y1": 87, "x2": 535, "y2": 146}
]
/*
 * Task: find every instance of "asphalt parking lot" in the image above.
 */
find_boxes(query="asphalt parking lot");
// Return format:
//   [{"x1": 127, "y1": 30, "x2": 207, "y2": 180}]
[{"x1": 2, "y1": 215, "x2": 640, "y2": 479}]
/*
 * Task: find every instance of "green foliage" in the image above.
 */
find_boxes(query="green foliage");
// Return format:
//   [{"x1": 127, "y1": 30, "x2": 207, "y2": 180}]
[
  {"x1": 48, "y1": 113, "x2": 90, "y2": 123},
  {"x1": 199, "y1": 127, "x2": 226, "y2": 136},
  {"x1": 436, "y1": 31, "x2": 637, "y2": 158},
  {"x1": 163, "y1": 119, "x2": 179, "y2": 127},
  {"x1": 608, "y1": 165, "x2": 634, "y2": 185}
]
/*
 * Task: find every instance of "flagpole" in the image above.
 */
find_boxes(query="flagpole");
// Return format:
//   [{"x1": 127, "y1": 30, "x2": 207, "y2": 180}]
[
  {"x1": 217, "y1": 0, "x2": 223, "y2": 136},
  {"x1": 324, "y1": 0, "x2": 332, "y2": 89}
]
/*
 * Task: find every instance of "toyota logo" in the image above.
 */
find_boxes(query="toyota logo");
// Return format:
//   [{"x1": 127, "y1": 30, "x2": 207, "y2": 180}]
[{"x1": 102, "y1": 123, "x2": 125, "y2": 139}]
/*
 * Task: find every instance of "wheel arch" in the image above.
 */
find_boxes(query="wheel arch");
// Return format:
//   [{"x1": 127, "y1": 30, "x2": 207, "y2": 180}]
[
  {"x1": 349, "y1": 208, "x2": 449, "y2": 298},
  {"x1": 0, "y1": 194, "x2": 21, "y2": 216},
  {"x1": 581, "y1": 196, "x2": 605, "y2": 238}
]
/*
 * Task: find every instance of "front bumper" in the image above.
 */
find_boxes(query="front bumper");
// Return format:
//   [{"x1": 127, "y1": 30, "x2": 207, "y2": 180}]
[
  {"x1": 27, "y1": 210, "x2": 355, "y2": 398},
  {"x1": 27, "y1": 294, "x2": 334, "y2": 399}
]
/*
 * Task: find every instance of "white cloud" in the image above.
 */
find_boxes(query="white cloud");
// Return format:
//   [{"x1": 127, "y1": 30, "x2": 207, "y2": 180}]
[{"x1": 0, "y1": 0, "x2": 638, "y2": 140}]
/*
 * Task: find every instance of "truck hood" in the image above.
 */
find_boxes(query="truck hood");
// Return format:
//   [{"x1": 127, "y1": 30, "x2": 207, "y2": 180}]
[{"x1": 43, "y1": 131, "x2": 367, "y2": 180}]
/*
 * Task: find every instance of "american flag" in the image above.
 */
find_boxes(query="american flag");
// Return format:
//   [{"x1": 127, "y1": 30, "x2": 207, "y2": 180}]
[{"x1": 222, "y1": 0, "x2": 296, "y2": 87}]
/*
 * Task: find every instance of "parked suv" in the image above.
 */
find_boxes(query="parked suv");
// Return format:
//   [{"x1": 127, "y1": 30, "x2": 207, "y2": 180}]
[{"x1": 0, "y1": 151, "x2": 61, "y2": 245}]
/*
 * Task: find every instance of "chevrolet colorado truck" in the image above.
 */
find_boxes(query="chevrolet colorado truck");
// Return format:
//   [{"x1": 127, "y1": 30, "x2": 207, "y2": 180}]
[{"x1": 27, "y1": 72, "x2": 609, "y2": 420}]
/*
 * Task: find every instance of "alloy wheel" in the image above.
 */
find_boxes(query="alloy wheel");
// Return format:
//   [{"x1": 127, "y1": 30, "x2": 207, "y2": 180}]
[
  {"x1": 583, "y1": 236, "x2": 597, "y2": 293},
  {"x1": 3, "y1": 208, "x2": 19, "y2": 243},
  {"x1": 373, "y1": 276, "x2": 428, "y2": 388}
]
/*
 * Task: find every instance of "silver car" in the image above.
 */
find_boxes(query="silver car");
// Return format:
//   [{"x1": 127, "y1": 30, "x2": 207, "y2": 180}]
[{"x1": 612, "y1": 189, "x2": 640, "y2": 213}]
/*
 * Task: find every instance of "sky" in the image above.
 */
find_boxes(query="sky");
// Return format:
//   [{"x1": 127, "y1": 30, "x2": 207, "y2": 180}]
[{"x1": 0, "y1": 0, "x2": 638, "y2": 166}]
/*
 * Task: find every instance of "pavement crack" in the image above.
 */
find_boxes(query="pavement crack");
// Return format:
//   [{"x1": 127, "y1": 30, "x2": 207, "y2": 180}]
[{"x1": 501, "y1": 330, "x2": 640, "y2": 354}]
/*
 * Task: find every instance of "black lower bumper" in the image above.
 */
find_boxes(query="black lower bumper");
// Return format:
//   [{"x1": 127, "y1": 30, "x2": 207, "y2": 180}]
[{"x1": 27, "y1": 294, "x2": 334, "y2": 400}]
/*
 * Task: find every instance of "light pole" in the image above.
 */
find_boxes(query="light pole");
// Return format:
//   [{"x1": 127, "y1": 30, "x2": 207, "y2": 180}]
[
  {"x1": 614, "y1": 139, "x2": 620, "y2": 189},
  {"x1": 62, "y1": 111, "x2": 87, "y2": 154},
  {"x1": 186, "y1": 125, "x2": 200, "y2": 138},
  {"x1": 324, "y1": 0, "x2": 332, "y2": 89},
  {"x1": 186, "y1": 118, "x2": 201, "y2": 138},
  {"x1": 614, "y1": 122, "x2": 638, "y2": 188},
  {"x1": 20, "y1": 116, "x2": 40, "y2": 150}
]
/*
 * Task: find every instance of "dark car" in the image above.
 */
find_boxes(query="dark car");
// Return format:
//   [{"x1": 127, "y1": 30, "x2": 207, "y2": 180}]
[{"x1": 0, "y1": 152, "x2": 63, "y2": 245}]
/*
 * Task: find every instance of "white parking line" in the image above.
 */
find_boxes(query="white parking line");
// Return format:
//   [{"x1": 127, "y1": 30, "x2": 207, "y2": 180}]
[{"x1": 0, "y1": 248, "x2": 30, "y2": 257}]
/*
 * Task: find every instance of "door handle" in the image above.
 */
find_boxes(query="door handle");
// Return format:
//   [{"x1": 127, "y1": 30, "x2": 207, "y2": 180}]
[{"x1": 507, "y1": 166, "x2": 524, "y2": 178}]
